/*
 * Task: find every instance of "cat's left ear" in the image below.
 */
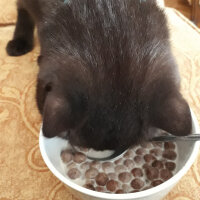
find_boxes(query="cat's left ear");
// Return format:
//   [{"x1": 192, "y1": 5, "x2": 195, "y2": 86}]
[{"x1": 148, "y1": 92, "x2": 192, "y2": 136}]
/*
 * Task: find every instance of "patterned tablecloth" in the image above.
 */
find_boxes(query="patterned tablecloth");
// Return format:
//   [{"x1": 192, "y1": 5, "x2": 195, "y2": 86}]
[{"x1": 0, "y1": 1, "x2": 200, "y2": 200}]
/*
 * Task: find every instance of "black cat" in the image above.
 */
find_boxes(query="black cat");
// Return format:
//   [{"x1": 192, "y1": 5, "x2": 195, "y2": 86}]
[{"x1": 7, "y1": 0, "x2": 192, "y2": 151}]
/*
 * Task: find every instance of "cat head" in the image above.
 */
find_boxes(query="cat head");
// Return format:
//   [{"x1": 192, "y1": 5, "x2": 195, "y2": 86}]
[
  {"x1": 36, "y1": 54, "x2": 192, "y2": 151},
  {"x1": 36, "y1": 0, "x2": 192, "y2": 151}
]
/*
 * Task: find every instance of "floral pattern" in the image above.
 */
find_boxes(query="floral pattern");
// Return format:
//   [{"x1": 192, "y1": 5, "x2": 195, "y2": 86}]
[{"x1": 0, "y1": 1, "x2": 200, "y2": 199}]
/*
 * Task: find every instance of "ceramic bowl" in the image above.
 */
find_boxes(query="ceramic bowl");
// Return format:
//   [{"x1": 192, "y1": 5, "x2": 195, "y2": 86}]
[{"x1": 39, "y1": 110, "x2": 200, "y2": 200}]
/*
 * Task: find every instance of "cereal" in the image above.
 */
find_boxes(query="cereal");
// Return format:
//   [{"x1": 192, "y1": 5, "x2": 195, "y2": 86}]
[
  {"x1": 131, "y1": 178, "x2": 144, "y2": 189},
  {"x1": 85, "y1": 168, "x2": 98, "y2": 179},
  {"x1": 145, "y1": 167, "x2": 159, "y2": 180},
  {"x1": 102, "y1": 162, "x2": 114, "y2": 173},
  {"x1": 116, "y1": 189, "x2": 124, "y2": 194},
  {"x1": 150, "y1": 149, "x2": 162, "y2": 157},
  {"x1": 160, "y1": 169, "x2": 173, "y2": 181},
  {"x1": 151, "y1": 180, "x2": 163, "y2": 187},
  {"x1": 164, "y1": 142, "x2": 175, "y2": 150},
  {"x1": 95, "y1": 173, "x2": 108, "y2": 186},
  {"x1": 115, "y1": 165, "x2": 127, "y2": 173},
  {"x1": 73, "y1": 152, "x2": 86, "y2": 163},
  {"x1": 90, "y1": 161, "x2": 101, "y2": 169},
  {"x1": 152, "y1": 160, "x2": 164, "y2": 169},
  {"x1": 118, "y1": 172, "x2": 132, "y2": 183},
  {"x1": 114, "y1": 158, "x2": 123, "y2": 165},
  {"x1": 131, "y1": 168, "x2": 143, "y2": 177},
  {"x1": 134, "y1": 156, "x2": 143, "y2": 164},
  {"x1": 162, "y1": 150, "x2": 177, "y2": 160},
  {"x1": 67, "y1": 168, "x2": 81, "y2": 179},
  {"x1": 144, "y1": 154, "x2": 156, "y2": 163},
  {"x1": 96, "y1": 186, "x2": 105, "y2": 192},
  {"x1": 84, "y1": 183, "x2": 95, "y2": 190},
  {"x1": 61, "y1": 150, "x2": 73, "y2": 163},
  {"x1": 124, "y1": 159, "x2": 135, "y2": 169},
  {"x1": 61, "y1": 140, "x2": 178, "y2": 194},
  {"x1": 106, "y1": 180, "x2": 119, "y2": 192},
  {"x1": 142, "y1": 163, "x2": 151, "y2": 169},
  {"x1": 136, "y1": 148, "x2": 146, "y2": 155},
  {"x1": 165, "y1": 162, "x2": 176, "y2": 171},
  {"x1": 124, "y1": 150, "x2": 134, "y2": 158},
  {"x1": 152, "y1": 142, "x2": 163, "y2": 147}
]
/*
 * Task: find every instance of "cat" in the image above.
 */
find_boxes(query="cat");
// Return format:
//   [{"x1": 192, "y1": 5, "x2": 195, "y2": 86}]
[{"x1": 6, "y1": 0, "x2": 192, "y2": 151}]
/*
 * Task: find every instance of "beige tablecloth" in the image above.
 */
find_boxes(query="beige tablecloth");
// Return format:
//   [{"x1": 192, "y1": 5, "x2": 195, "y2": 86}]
[{"x1": 0, "y1": 1, "x2": 200, "y2": 200}]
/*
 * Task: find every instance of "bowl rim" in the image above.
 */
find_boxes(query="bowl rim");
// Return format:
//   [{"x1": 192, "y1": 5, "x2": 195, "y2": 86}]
[{"x1": 39, "y1": 109, "x2": 200, "y2": 200}]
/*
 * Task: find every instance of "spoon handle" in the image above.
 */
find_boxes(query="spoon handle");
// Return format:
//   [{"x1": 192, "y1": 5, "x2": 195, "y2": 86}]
[{"x1": 151, "y1": 134, "x2": 200, "y2": 142}]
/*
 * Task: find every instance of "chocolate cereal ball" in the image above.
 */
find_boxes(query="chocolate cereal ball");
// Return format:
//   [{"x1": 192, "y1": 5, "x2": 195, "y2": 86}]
[
  {"x1": 152, "y1": 160, "x2": 164, "y2": 169},
  {"x1": 134, "y1": 156, "x2": 143, "y2": 164},
  {"x1": 90, "y1": 161, "x2": 101, "y2": 169},
  {"x1": 85, "y1": 168, "x2": 98, "y2": 179},
  {"x1": 95, "y1": 173, "x2": 109, "y2": 186},
  {"x1": 164, "y1": 142, "x2": 175, "y2": 150},
  {"x1": 160, "y1": 169, "x2": 173, "y2": 181},
  {"x1": 131, "y1": 168, "x2": 143, "y2": 177},
  {"x1": 115, "y1": 165, "x2": 127, "y2": 173},
  {"x1": 114, "y1": 158, "x2": 123, "y2": 165},
  {"x1": 165, "y1": 162, "x2": 176, "y2": 171},
  {"x1": 151, "y1": 180, "x2": 163, "y2": 187},
  {"x1": 118, "y1": 172, "x2": 132, "y2": 183},
  {"x1": 115, "y1": 189, "x2": 124, "y2": 194},
  {"x1": 124, "y1": 159, "x2": 135, "y2": 169},
  {"x1": 102, "y1": 162, "x2": 114, "y2": 173},
  {"x1": 162, "y1": 150, "x2": 177, "y2": 160},
  {"x1": 150, "y1": 149, "x2": 162, "y2": 157},
  {"x1": 131, "y1": 178, "x2": 144, "y2": 190},
  {"x1": 106, "y1": 180, "x2": 119, "y2": 192},
  {"x1": 60, "y1": 150, "x2": 73, "y2": 163},
  {"x1": 145, "y1": 167, "x2": 159, "y2": 180},
  {"x1": 136, "y1": 148, "x2": 146, "y2": 155},
  {"x1": 96, "y1": 186, "x2": 105, "y2": 192},
  {"x1": 73, "y1": 152, "x2": 86, "y2": 163},
  {"x1": 67, "y1": 168, "x2": 81, "y2": 180},
  {"x1": 144, "y1": 154, "x2": 156, "y2": 163},
  {"x1": 152, "y1": 142, "x2": 163, "y2": 147},
  {"x1": 124, "y1": 150, "x2": 134, "y2": 158},
  {"x1": 84, "y1": 183, "x2": 95, "y2": 190}
]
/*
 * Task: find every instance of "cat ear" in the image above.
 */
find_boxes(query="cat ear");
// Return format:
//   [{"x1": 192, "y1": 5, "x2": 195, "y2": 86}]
[
  {"x1": 42, "y1": 94, "x2": 70, "y2": 138},
  {"x1": 149, "y1": 93, "x2": 192, "y2": 136}
]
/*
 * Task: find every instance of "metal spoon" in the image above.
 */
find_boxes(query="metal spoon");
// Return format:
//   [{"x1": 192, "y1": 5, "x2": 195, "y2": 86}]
[
  {"x1": 151, "y1": 134, "x2": 200, "y2": 142},
  {"x1": 71, "y1": 134, "x2": 200, "y2": 161}
]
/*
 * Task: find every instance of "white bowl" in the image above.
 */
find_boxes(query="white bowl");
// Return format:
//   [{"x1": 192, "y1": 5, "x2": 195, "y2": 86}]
[{"x1": 39, "y1": 110, "x2": 200, "y2": 200}]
